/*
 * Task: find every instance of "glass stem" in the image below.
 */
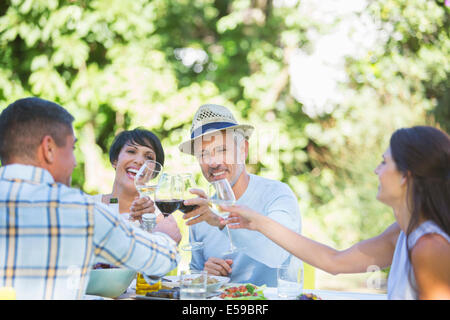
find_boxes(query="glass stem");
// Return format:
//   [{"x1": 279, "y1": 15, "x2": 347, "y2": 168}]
[
  {"x1": 189, "y1": 225, "x2": 194, "y2": 246},
  {"x1": 225, "y1": 225, "x2": 235, "y2": 251}
]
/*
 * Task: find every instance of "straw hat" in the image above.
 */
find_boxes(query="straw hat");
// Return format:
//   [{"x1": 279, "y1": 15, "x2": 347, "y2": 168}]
[{"x1": 178, "y1": 104, "x2": 254, "y2": 155}]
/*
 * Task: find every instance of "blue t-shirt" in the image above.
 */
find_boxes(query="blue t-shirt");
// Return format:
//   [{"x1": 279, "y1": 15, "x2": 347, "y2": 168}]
[{"x1": 190, "y1": 174, "x2": 302, "y2": 287}]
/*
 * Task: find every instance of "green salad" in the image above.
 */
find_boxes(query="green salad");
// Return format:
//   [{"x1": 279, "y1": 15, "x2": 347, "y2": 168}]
[{"x1": 219, "y1": 284, "x2": 267, "y2": 300}]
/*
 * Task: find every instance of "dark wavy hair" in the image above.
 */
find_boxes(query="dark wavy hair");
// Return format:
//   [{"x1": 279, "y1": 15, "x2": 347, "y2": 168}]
[
  {"x1": 108, "y1": 128, "x2": 165, "y2": 168},
  {"x1": 390, "y1": 126, "x2": 450, "y2": 296}
]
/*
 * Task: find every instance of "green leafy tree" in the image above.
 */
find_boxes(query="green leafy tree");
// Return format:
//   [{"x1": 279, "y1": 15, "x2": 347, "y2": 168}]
[{"x1": 1, "y1": 0, "x2": 448, "y2": 257}]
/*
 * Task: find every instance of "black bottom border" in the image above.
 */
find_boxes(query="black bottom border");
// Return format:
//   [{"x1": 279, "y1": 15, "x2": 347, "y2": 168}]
[{"x1": 1, "y1": 299, "x2": 446, "y2": 319}]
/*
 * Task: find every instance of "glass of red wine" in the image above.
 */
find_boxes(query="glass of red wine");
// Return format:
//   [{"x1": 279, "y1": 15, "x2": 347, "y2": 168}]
[
  {"x1": 154, "y1": 173, "x2": 183, "y2": 218},
  {"x1": 179, "y1": 173, "x2": 204, "y2": 251}
]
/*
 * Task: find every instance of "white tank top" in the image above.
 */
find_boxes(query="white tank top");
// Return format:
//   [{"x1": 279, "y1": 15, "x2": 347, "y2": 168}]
[{"x1": 387, "y1": 221, "x2": 450, "y2": 299}]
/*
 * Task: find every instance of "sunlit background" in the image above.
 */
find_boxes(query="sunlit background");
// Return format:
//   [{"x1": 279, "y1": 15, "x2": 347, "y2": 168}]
[{"x1": 1, "y1": 0, "x2": 449, "y2": 293}]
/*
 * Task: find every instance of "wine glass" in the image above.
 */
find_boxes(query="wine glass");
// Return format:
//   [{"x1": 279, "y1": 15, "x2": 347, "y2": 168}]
[
  {"x1": 134, "y1": 160, "x2": 163, "y2": 199},
  {"x1": 208, "y1": 178, "x2": 238, "y2": 255},
  {"x1": 154, "y1": 173, "x2": 183, "y2": 218},
  {"x1": 179, "y1": 173, "x2": 204, "y2": 251}
]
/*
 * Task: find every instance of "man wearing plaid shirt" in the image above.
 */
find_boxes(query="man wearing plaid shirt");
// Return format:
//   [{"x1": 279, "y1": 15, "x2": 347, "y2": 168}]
[{"x1": 0, "y1": 97, "x2": 180, "y2": 299}]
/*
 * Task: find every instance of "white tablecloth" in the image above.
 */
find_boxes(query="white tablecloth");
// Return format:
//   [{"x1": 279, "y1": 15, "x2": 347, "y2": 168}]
[
  {"x1": 266, "y1": 288, "x2": 387, "y2": 300},
  {"x1": 84, "y1": 281, "x2": 387, "y2": 300}
]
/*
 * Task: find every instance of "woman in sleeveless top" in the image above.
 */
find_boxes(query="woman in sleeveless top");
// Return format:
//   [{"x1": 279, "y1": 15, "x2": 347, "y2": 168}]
[
  {"x1": 93, "y1": 128, "x2": 166, "y2": 223},
  {"x1": 223, "y1": 126, "x2": 450, "y2": 299},
  {"x1": 91, "y1": 128, "x2": 182, "y2": 270}
]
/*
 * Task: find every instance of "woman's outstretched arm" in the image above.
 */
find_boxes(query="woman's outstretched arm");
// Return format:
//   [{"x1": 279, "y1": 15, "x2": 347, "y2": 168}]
[{"x1": 224, "y1": 205, "x2": 400, "y2": 275}]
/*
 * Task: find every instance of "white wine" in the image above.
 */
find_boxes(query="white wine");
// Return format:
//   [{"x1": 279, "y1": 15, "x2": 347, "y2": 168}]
[
  {"x1": 136, "y1": 185, "x2": 157, "y2": 197},
  {"x1": 209, "y1": 199, "x2": 235, "y2": 218}
]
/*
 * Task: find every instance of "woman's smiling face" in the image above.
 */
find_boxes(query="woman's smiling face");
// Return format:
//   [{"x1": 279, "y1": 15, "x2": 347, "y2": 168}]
[{"x1": 113, "y1": 141, "x2": 157, "y2": 192}]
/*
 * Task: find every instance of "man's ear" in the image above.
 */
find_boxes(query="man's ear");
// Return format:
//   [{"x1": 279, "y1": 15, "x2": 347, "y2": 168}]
[{"x1": 40, "y1": 135, "x2": 56, "y2": 164}]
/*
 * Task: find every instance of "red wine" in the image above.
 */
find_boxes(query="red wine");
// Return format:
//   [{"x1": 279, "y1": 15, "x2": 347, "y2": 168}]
[
  {"x1": 155, "y1": 199, "x2": 183, "y2": 216},
  {"x1": 178, "y1": 203, "x2": 198, "y2": 213}
]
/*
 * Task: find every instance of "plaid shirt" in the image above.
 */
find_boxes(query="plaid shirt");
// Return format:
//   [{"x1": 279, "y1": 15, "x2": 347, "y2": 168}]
[{"x1": 0, "y1": 164, "x2": 179, "y2": 299}]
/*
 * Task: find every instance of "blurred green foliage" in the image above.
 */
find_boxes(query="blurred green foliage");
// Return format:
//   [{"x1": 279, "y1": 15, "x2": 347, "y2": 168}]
[{"x1": 1, "y1": 0, "x2": 449, "y2": 250}]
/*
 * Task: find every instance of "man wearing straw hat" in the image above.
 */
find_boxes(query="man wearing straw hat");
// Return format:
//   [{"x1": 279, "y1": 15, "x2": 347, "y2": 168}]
[{"x1": 179, "y1": 104, "x2": 302, "y2": 287}]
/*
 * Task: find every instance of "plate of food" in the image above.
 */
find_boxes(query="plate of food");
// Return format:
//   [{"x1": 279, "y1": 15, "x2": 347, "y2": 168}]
[
  {"x1": 162, "y1": 275, "x2": 230, "y2": 292},
  {"x1": 219, "y1": 283, "x2": 267, "y2": 300},
  {"x1": 296, "y1": 293, "x2": 322, "y2": 300}
]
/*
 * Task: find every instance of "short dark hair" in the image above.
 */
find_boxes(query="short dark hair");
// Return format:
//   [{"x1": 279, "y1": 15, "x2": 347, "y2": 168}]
[
  {"x1": 0, "y1": 97, "x2": 75, "y2": 164},
  {"x1": 109, "y1": 128, "x2": 165, "y2": 167}
]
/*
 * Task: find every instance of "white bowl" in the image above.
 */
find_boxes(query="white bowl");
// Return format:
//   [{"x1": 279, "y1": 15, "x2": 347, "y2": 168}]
[{"x1": 85, "y1": 268, "x2": 136, "y2": 298}]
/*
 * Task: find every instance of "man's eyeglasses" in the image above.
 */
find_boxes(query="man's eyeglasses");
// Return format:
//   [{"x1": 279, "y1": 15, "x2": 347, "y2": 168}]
[{"x1": 195, "y1": 145, "x2": 229, "y2": 162}]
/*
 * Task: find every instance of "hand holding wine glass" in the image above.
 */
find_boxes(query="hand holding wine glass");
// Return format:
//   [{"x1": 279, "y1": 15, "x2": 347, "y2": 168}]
[
  {"x1": 215, "y1": 204, "x2": 261, "y2": 231},
  {"x1": 181, "y1": 188, "x2": 224, "y2": 227},
  {"x1": 132, "y1": 160, "x2": 163, "y2": 224},
  {"x1": 128, "y1": 196, "x2": 157, "y2": 222}
]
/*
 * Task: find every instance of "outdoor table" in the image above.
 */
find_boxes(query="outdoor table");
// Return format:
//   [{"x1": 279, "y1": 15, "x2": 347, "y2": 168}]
[
  {"x1": 84, "y1": 280, "x2": 387, "y2": 300},
  {"x1": 262, "y1": 287, "x2": 386, "y2": 300}
]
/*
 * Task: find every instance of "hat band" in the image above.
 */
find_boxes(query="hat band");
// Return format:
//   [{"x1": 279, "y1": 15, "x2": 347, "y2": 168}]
[{"x1": 190, "y1": 122, "x2": 237, "y2": 139}]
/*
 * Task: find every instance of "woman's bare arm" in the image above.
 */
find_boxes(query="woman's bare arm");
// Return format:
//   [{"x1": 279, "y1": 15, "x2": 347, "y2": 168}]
[
  {"x1": 329, "y1": 222, "x2": 400, "y2": 274},
  {"x1": 226, "y1": 205, "x2": 400, "y2": 275}
]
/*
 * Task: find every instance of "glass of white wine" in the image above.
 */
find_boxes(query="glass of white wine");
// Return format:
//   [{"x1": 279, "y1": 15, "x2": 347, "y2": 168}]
[
  {"x1": 134, "y1": 160, "x2": 163, "y2": 198},
  {"x1": 179, "y1": 173, "x2": 204, "y2": 251},
  {"x1": 209, "y1": 178, "x2": 238, "y2": 255}
]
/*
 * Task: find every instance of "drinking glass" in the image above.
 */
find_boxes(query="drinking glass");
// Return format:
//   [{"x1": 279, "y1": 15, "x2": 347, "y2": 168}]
[
  {"x1": 134, "y1": 160, "x2": 163, "y2": 199},
  {"x1": 179, "y1": 173, "x2": 204, "y2": 251},
  {"x1": 154, "y1": 173, "x2": 183, "y2": 218},
  {"x1": 277, "y1": 263, "x2": 303, "y2": 299},
  {"x1": 208, "y1": 178, "x2": 238, "y2": 255},
  {"x1": 179, "y1": 270, "x2": 207, "y2": 300}
]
